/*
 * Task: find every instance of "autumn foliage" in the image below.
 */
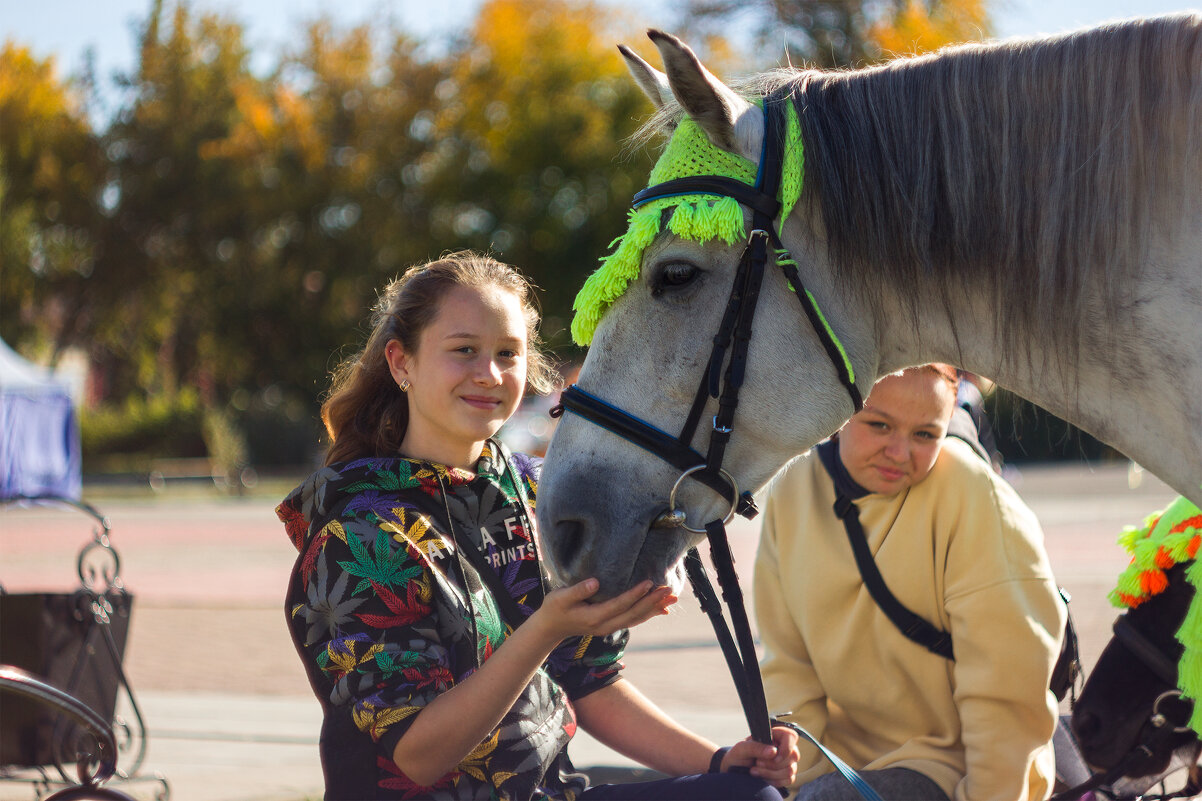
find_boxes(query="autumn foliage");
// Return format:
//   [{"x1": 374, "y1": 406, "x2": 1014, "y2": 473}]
[{"x1": 0, "y1": 0, "x2": 994, "y2": 467}]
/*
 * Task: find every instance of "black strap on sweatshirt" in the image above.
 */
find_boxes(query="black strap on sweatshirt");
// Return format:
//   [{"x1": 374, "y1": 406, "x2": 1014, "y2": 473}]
[
  {"x1": 817, "y1": 439, "x2": 955, "y2": 659},
  {"x1": 816, "y1": 433, "x2": 1081, "y2": 698}
]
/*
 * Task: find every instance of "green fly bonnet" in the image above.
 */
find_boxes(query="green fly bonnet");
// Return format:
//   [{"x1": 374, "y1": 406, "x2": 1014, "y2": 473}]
[{"x1": 570, "y1": 101, "x2": 804, "y2": 346}]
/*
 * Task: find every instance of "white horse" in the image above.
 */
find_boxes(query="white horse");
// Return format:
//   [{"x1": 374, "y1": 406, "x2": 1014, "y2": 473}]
[{"x1": 537, "y1": 15, "x2": 1202, "y2": 597}]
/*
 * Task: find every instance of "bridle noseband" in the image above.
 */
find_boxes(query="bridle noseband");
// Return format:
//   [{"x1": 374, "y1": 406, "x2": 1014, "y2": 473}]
[{"x1": 553, "y1": 95, "x2": 862, "y2": 531}]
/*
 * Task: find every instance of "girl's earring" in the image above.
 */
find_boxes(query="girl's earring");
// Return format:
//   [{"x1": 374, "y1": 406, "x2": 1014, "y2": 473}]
[{"x1": 399, "y1": 379, "x2": 411, "y2": 393}]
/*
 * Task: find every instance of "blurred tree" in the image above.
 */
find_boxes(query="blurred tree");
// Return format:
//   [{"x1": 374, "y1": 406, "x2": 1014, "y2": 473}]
[
  {"x1": 868, "y1": 0, "x2": 991, "y2": 57},
  {"x1": 249, "y1": 20, "x2": 447, "y2": 408},
  {"x1": 97, "y1": 4, "x2": 448, "y2": 415},
  {"x1": 0, "y1": 0, "x2": 745, "y2": 467},
  {"x1": 97, "y1": 0, "x2": 262, "y2": 404},
  {"x1": 0, "y1": 0, "x2": 1116, "y2": 474},
  {"x1": 678, "y1": 0, "x2": 993, "y2": 68},
  {"x1": 0, "y1": 43, "x2": 104, "y2": 360},
  {"x1": 428, "y1": 0, "x2": 655, "y2": 347}
]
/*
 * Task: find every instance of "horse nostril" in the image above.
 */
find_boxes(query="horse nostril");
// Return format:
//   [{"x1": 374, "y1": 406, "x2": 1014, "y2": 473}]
[{"x1": 548, "y1": 519, "x2": 586, "y2": 576}]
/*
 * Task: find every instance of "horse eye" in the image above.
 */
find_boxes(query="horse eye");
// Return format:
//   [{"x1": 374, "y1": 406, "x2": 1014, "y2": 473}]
[{"x1": 652, "y1": 262, "x2": 699, "y2": 296}]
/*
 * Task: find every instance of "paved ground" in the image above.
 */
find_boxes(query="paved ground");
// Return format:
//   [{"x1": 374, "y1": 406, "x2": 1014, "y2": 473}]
[{"x1": 0, "y1": 460, "x2": 1182, "y2": 800}]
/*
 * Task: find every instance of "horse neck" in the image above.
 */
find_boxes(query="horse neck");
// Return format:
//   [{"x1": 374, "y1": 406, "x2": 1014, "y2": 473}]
[
  {"x1": 868, "y1": 267, "x2": 1202, "y2": 504},
  {"x1": 784, "y1": 15, "x2": 1202, "y2": 502}
]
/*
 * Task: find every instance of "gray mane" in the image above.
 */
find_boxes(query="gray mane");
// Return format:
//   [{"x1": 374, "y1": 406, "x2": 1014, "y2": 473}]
[{"x1": 764, "y1": 13, "x2": 1202, "y2": 363}]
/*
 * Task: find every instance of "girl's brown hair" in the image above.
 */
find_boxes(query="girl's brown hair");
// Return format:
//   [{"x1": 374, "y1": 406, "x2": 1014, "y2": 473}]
[{"x1": 321, "y1": 251, "x2": 558, "y2": 465}]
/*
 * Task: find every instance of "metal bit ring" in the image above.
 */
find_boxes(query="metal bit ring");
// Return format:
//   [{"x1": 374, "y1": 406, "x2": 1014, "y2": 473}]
[{"x1": 658, "y1": 465, "x2": 739, "y2": 534}]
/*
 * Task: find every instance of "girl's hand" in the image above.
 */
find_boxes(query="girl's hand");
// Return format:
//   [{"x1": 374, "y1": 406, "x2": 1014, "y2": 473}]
[
  {"x1": 720, "y1": 725, "x2": 800, "y2": 786},
  {"x1": 529, "y1": 578, "x2": 676, "y2": 643}
]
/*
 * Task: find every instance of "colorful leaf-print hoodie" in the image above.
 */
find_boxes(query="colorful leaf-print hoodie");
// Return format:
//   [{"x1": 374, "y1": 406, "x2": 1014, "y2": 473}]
[{"x1": 278, "y1": 439, "x2": 626, "y2": 800}]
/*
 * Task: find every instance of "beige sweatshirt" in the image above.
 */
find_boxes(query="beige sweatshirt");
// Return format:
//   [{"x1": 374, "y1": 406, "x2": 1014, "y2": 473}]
[{"x1": 755, "y1": 437, "x2": 1064, "y2": 801}]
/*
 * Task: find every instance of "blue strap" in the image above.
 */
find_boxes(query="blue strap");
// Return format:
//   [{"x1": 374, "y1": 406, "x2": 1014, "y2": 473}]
[{"x1": 773, "y1": 719, "x2": 885, "y2": 801}]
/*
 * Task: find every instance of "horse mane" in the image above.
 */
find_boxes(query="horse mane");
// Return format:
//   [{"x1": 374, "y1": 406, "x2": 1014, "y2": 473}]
[{"x1": 760, "y1": 13, "x2": 1202, "y2": 370}]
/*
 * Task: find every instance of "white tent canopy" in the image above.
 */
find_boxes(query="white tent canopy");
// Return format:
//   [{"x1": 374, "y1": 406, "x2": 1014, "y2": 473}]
[{"x1": 0, "y1": 338, "x2": 81, "y2": 499}]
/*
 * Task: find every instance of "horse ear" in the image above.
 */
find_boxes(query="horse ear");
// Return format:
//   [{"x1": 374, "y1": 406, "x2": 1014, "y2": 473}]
[
  {"x1": 618, "y1": 44, "x2": 672, "y2": 110},
  {"x1": 646, "y1": 29, "x2": 752, "y2": 152}
]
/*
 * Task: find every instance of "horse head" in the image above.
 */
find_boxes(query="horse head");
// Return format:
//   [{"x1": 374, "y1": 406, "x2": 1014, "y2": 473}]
[
  {"x1": 538, "y1": 32, "x2": 873, "y2": 597},
  {"x1": 1073, "y1": 497, "x2": 1202, "y2": 782},
  {"x1": 538, "y1": 18, "x2": 1202, "y2": 597},
  {"x1": 1073, "y1": 564, "x2": 1197, "y2": 776}
]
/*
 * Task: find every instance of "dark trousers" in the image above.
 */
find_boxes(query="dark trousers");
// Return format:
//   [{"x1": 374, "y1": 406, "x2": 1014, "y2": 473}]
[
  {"x1": 580, "y1": 772, "x2": 783, "y2": 800},
  {"x1": 795, "y1": 767, "x2": 948, "y2": 801}
]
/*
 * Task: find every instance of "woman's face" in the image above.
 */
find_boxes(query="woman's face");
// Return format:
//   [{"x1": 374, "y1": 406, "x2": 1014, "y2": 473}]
[
  {"x1": 386, "y1": 283, "x2": 528, "y2": 469},
  {"x1": 836, "y1": 369, "x2": 957, "y2": 495}
]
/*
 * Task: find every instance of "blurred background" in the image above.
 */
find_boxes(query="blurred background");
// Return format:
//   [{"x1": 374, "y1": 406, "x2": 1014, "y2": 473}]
[
  {"x1": 1, "y1": 3, "x2": 1196, "y2": 799},
  {"x1": 1, "y1": 0, "x2": 1192, "y2": 484}
]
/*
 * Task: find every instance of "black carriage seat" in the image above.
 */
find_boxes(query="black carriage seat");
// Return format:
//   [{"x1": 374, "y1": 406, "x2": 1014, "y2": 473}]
[
  {"x1": 0, "y1": 495, "x2": 167, "y2": 799},
  {"x1": 0, "y1": 665, "x2": 137, "y2": 801}
]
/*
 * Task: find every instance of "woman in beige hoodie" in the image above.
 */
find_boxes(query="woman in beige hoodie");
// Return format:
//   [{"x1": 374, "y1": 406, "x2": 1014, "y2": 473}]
[{"x1": 755, "y1": 365, "x2": 1064, "y2": 801}]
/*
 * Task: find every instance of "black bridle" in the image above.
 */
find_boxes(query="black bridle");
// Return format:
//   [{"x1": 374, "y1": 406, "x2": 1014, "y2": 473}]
[
  {"x1": 1053, "y1": 615, "x2": 1200, "y2": 801},
  {"x1": 552, "y1": 96, "x2": 879, "y2": 800},
  {"x1": 1112, "y1": 614, "x2": 1187, "y2": 691}
]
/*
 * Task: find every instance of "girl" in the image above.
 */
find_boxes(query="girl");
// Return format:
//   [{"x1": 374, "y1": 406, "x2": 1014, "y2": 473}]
[{"x1": 278, "y1": 251, "x2": 798, "y2": 800}]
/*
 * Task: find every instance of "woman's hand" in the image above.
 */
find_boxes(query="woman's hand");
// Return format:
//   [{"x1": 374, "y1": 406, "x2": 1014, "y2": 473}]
[
  {"x1": 720, "y1": 725, "x2": 801, "y2": 786},
  {"x1": 528, "y1": 578, "x2": 676, "y2": 644}
]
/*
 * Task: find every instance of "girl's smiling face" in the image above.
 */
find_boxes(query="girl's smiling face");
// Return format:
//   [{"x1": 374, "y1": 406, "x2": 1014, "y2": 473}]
[
  {"x1": 836, "y1": 368, "x2": 958, "y2": 495},
  {"x1": 386, "y1": 284, "x2": 528, "y2": 470}
]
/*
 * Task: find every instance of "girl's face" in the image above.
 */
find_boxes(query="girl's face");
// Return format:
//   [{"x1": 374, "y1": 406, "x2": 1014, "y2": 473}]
[
  {"x1": 836, "y1": 369, "x2": 957, "y2": 495},
  {"x1": 386, "y1": 284, "x2": 528, "y2": 469}
]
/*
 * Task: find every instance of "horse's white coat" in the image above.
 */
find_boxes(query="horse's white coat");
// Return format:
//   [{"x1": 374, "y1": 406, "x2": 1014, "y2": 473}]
[{"x1": 537, "y1": 25, "x2": 1202, "y2": 596}]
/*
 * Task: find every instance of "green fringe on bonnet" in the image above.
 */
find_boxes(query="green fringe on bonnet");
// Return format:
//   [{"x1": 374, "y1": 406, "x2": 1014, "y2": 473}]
[
  {"x1": 571, "y1": 100, "x2": 804, "y2": 346},
  {"x1": 1181, "y1": 558, "x2": 1202, "y2": 733}
]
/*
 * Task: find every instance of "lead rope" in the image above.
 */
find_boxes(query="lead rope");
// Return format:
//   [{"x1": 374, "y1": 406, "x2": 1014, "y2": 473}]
[{"x1": 685, "y1": 527, "x2": 884, "y2": 801}]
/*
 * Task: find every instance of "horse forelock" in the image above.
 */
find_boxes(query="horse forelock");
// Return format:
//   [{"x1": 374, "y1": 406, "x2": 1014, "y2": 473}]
[{"x1": 760, "y1": 12, "x2": 1202, "y2": 375}]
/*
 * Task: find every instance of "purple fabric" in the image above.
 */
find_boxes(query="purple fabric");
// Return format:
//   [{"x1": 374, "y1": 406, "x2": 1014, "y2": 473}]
[{"x1": 0, "y1": 390, "x2": 81, "y2": 500}]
